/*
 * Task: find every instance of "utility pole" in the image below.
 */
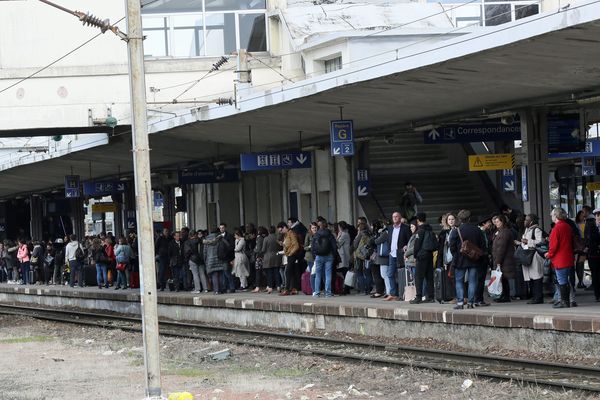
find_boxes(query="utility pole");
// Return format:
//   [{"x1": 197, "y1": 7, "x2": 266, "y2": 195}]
[
  {"x1": 124, "y1": 1, "x2": 163, "y2": 398},
  {"x1": 37, "y1": 1, "x2": 163, "y2": 398}
]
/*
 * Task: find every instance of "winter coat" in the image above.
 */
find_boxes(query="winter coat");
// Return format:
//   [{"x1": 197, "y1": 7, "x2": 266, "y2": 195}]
[
  {"x1": 449, "y1": 223, "x2": 485, "y2": 269},
  {"x1": 437, "y1": 228, "x2": 451, "y2": 268},
  {"x1": 115, "y1": 244, "x2": 132, "y2": 264},
  {"x1": 283, "y1": 230, "x2": 301, "y2": 257},
  {"x1": 304, "y1": 233, "x2": 314, "y2": 263},
  {"x1": 414, "y1": 223, "x2": 434, "y2": 261},
  {"x1": 31, "y1": 245, "x2": 44, "y2": 266},
  {"x1": 168, "y1": 240, "x2": 184, "y2": 268},
  {"x1": 404, "y1": 234, "x2": 417, "y2": 267},
  {"x1": 155, "y1": 235, "x2": 171, "y2": 258},
  {"x1": 337, "y1": 231, "x2": 351, "y2": 269},
  {"x1": 492, "y1": 227, "x2": 516, "y2": 278},
  {"x1": 373, "y1": 229, "x2": 390, "y2": 266},
  {"x1": 387, "y1": 224, "x2": 411, "y2": 264},
  {"x1": 203, "y1": 234, "x2": 229, "y2": 274},
  {"x1": 232, "y1": 238, "x2": 250, "y2": 278},
  {"x1": 261, "y1": 233, "x2": 282, "y2": 269},
  {"x1": 521, "y1": 225, "x2": 544, "y2": 281},
  {"x1": 184, "y1": 237, "x2": 201, "y2": 265},
  {"x1": 547, "y1": 219, "x2": 574, "y2": 269}
]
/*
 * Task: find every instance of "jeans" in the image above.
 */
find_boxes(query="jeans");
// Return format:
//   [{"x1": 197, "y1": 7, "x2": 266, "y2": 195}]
[
  {"x1": 96, "y1": 263, "x2": 108, "y2": 287},
  {"x1": 68, "y1": 260, "x2": 82, "y2": 287},
  {"x1": 116, "y1": 270, "x2": 127, "y2": 288},
  {"x1": 189, "y1": 260, "x2": 209, "y2": 292},
  {"x1": 370, "y1": 264, "x2": 385, "y2": 295},
  {"x1": 314, "y1": 254, "x2": 334, "y2": 296},
  {"x1": 380, "y1": 264, "x2": 391, "y2": 295},
  {"x1": 222, "y1": 268, "x2": 236, "y2": 292},
  {"x1": 387, "y1": 256, "x2": 399, "y2": 296},
  {"x1": 307, "y1": 261, "x2": 317, "y2": 292},
  {"x1": 21, "y1": 261, "x2": 31, "y2": 284},
  {"x1": 356, "y1": 259, "x2": 373, "y2": 294},
  {"x1": 553, "y1": 267, "x2": 576, "y2": 304},
  {"x1": 211, "y1": 271, "x2": 222, "y2": 293},
  {"x1": 455, "y1": 267, "x2": 478, "y2": 305}
]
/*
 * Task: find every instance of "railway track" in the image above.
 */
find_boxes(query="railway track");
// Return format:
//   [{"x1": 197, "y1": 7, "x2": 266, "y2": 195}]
[{"x1": 1, "y1": 303, "x2": 599, "y2": 392}]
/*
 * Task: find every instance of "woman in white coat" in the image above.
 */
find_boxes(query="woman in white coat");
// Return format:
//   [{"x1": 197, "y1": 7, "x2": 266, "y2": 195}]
[
  {"x1": 233, "y1": 229, "x2": 250, "y2": 290},
  {"x1": 520, "y1": 214, "x2": 545, "y2": 304}
]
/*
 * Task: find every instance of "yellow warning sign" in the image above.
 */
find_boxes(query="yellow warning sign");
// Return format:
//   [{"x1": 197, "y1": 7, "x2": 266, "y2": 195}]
[
  {"x1": 92, "y1": 203, "x2": 117, "y2": 213},
  {"x1": 587, "y1": 182, "x2": 600, "y2": 191},
  {"x1": 468, "y1": 154, "x2": 514, "y2": 171}
]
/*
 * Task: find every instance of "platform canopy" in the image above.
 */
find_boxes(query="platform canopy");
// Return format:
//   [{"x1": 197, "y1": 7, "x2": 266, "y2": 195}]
[{"x1": 1, "y1": 0, "x2": 600, "y2": 197}]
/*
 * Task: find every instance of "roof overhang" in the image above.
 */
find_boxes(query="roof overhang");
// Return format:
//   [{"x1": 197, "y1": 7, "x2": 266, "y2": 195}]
[{"x1": 1, "y1": 0, "x2": 600, "y2": 197}]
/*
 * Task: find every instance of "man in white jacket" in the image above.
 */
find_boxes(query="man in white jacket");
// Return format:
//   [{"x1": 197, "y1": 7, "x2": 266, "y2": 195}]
[{"x1": 65, "y1": 234, "x2": 84, "y2": 288}]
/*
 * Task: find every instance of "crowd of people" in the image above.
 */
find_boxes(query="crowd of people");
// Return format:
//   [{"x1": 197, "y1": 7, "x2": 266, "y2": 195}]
[{"x1": 0, "y1": 202, "x2": 598, "y2": 310}]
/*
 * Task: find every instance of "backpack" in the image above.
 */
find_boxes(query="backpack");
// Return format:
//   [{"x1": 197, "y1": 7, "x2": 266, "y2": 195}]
[
  {"x1": 421, "y1": 230, "x2": 438, "y2": 252},
  {"x1": 75, "y1": 245, "x2": 85, "y2": 262},
  {"x1": 96, "y1": 247, "x2": 109, "y2": 264},
  {"x1": 314, "y1": 233, "x2": 333, "y2": 256},
  {"x1": 354, "y1": 233, "x2": 372, "y2": 261}
]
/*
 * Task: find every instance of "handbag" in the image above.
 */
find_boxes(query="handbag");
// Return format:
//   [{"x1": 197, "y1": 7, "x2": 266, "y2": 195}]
[
  {"x1": 457, "y1": 228, "x2": 484, "y2": 261},
  {"x1": 344, "y1": 270, "x2": 357, "y2": 288},
  {"x1": 514, "y1": 246, "x2": 535, "y2": 266},
  {"x1": 116, "y1": 262, "x2": 126, "y2": 271},
  {"x1": 403, "y1": 267, "x2": 416, "y2": 302}
]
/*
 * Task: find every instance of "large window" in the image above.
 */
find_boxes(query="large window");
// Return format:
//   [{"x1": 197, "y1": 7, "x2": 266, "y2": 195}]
[{"x1": 142, "y1": 0, "x2": 267, "y2": 58}]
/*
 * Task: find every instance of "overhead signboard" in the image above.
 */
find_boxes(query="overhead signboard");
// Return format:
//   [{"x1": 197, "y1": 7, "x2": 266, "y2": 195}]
[
  {"x1": 587, "y1": 182, "x2": 600, "y2": 191},
  {"x1": 92, "y1": 202, "x2": 117, "y2": 213},
  {"x1": 502, "y1": 169, "x2": 515, "y2": 192},
  {"x1": 548, "y1": 113, "x2": 585, "y2": 153},
  {"x1": 178, "y1": 168, "x2": 239, "y2": 185},
  {"x1": 356, "y1": 169, "x2": 369, "y2": 197},
  {"x1": 582, "y1": 157, "x2": 596, "y2": 176},
  {"x1": 549, "y1": 140, "x2": 600, "y2": 159},
  {"x1": 64, "y1": 175, "x2": 80, "y2": 198},
  {"x1": 83, "y1": 180, "x2": 126, "y2": 197},
  {"x1": 240, "y1": 151, "x2": 311, "y2": 171},
  {"x1": 330, "y1": 120, "x2": 355, "y2": 156},
  {"x1": 423, "y1": 118, "x2": 521, "y2": 144},
  {"x1": 468, "y1": 153, "x2": 514, "y2": 171}
]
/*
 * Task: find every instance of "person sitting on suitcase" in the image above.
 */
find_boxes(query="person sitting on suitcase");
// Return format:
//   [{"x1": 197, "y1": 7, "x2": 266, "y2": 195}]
[{"x1": 449, "y1": 209, "x2": 486, "y2": 309}]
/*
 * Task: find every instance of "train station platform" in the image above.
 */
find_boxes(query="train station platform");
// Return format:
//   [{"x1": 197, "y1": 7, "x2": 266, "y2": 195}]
[{"x1": 0, "y1": 284, "x2": 598, "y2": 359}]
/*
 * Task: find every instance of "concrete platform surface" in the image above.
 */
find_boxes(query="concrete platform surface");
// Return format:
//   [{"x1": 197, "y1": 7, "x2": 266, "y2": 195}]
[{"x1": 0, "y1": 283, "x2": 598, "y2": 335}]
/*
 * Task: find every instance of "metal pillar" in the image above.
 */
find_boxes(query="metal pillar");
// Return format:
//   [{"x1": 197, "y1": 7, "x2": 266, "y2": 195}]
[
  {"x1": 29, "y1": 196, "x2": 43, "y2": 240},
  {"x1": 521, "y1": 109, "x2": 551, "y2": 230},
  {"x1": 124, "y1": 0, "x2": 162, "y2": 398}
]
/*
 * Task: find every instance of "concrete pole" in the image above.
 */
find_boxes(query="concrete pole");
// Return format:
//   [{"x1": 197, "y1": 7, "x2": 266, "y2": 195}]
[{"x1": 124, "y1": 1, "x2": 162, "y2": 398}]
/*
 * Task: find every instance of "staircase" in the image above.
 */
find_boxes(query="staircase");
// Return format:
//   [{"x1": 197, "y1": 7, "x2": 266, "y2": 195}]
[{"x1": 360, "y1": 134, "x2": 500, "y2": 226}]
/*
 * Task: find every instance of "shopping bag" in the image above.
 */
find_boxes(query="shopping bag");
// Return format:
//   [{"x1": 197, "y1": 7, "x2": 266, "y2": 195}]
[
  {"x1": 514, "y1": 246, "x2": 535, "y2": 266},
  {"x1": 344, "y1": 270, "x2": 357, "y2": 288},
  {"x1": 487, "y1": 267, "x2": 503, "y2": 300}
]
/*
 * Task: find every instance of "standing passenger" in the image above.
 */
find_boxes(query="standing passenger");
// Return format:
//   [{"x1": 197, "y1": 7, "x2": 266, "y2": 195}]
[
  {"x1": 546, "y1": 207, "x2": 575, "y2": 308},
  {"x1": 233, "y1": 229, "x2": 250, "y2": 290},
  {"x1": 262, "y1": 226, "x2": 282, "y2": 294}
]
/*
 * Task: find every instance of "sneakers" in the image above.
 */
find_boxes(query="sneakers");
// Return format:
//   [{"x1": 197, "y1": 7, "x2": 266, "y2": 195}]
[
  {"x1": 191, "y1": 290, "x2": 201, "y2": 294},
  {"x1": 453, "y1": 304, "x2": 464, "y2": 310},
  {"x1": 409, "y1": 297, "x2": 422, "y2": 304},
  {"x1": 312, "y1": 293, "x2": 320, "y2": 298}
]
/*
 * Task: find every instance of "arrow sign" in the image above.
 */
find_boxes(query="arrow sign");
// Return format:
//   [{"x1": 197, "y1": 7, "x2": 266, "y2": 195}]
[
  {"x1": 356, "y1": 169, "x2": 369, "y2": 197},
  {"x1": 332, "y1": 146, "x2": 341, "y2": 155},
  {"x1": 428, "y1": 129, "x2": 440, "y2": 141},
  {"x1": 502, "y1": 169, "x2": 515, "y2": 192},
  {"x1": 504, "y1": 181, "x2": 515, "y2": 192},
  {"x1": 296, "y1": 153, "x2": 307, "y2": 164},
  {"x1": 357, "y1": 186, "x2": 368, "y2": 196}
]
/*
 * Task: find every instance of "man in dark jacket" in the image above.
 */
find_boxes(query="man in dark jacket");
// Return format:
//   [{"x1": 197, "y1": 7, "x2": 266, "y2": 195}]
[
  {"x1": 311, "y1": 220, "x2": 338, "y2": 297},
  {"x1": 449, "y1": 209, "x2": 486, "y2": 309},
  {"x1": 218, "y1": 223, "x2": 236, "y2": 293},
  {"x1": 155, "y1": 228, "x2": 171, "y2": 291},
  {"x1": 386, "y1": 211, "x2": 411, "y2": 301},
  {"x1": 410, "y1": 213, "x2": 435, "y2": 303},
  {"x1": 168, "y1": 231, "x2": 184, "y2": 291}
]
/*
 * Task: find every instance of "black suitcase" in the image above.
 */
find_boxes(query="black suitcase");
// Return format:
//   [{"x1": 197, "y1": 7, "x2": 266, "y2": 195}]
[
  {"x1": 434, "y1": 267, "x2": 454, "y2": 303},
  {"x1": 83, "y1": 265, "x2": 97, "y2": 287}
]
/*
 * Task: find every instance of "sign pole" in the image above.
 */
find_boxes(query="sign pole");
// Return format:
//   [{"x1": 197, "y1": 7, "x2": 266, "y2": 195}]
[{"x1": 124, "y1": 0, "x2": 162, "y2": 398}]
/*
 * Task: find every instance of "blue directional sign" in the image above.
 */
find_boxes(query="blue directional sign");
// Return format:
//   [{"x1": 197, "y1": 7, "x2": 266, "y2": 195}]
[
  {"x1": 330, "y1": 120, "x2": 355, "y2": 156},
  {"x1": 549, "y1": 140, "x2": 600, "y2": 159},
  {"x1": 240, "y1": 151, "x2": 311, "y2": 171},
  {"x1": 423, "y1": 118, "x2": 521, "y2": 144},
  {"x1": 178, "y1": 168, "x2": 239, "y2": 185},
  {"x1": 582, "y1": 157, "x2": 596, "y2": 176},
  {"x1": 502, "y1": 169, "x2": 515, "y2": 193},
  {"x1": 521, "y1": 165, "x2": 529, "y2": 202},
  {"x1": 356, "y1": 169, "x2": 369, "y2": 197},
  {"x1": 83, "y1": 180, "x2": 126, "y2": 197},
  {"x1": 64, "y1": 175, "x2": 80, "y2": 198}
]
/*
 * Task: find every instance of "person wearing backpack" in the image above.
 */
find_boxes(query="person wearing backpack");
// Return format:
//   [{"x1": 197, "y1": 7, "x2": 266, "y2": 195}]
[
  {"x1": 91, "y1": 238, "x2": 109, "y2": 289},
  {"x1": 409, "y1": 213, "x2": 436, "y2": 304},
  {"x1": 449, "y1": 210, "x2": 485, "y2": 309},
  {"x1": 65, "y1": 234, "x2": 84, "y2": 288},
  {"x1": 311, "y1": 219, "x2": 338, "y2": 298}
]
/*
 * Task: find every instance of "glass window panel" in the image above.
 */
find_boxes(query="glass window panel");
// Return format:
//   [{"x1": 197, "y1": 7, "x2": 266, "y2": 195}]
[
  {"x1": 172, "y1": 15, "x2": 204, "y2": 56},
  {"x1": 239, "y1": 13, "x2": 266, "y2": 52},
  {"x1": 205, "y1": 13, "x2": 237, "y2": 56},
  {"x1": 142, "y1": 16, "x2": 168, "y2": 28},
  {"x1": 143, "y1": 17, "x2": 169, "y2": 57},
  {"x1": 484, "y1": 4, "x2": 511, "y2": 26},
  {"x1": 142, "y1": 0, "x2": 202, "y2": 14},
  {"x1": 205, "y1": 0, "x2": 266, "y2": 11},
  {"x1": 325, "y1": 56, "x2": 342, "y2": 73},
  {"x1": 515, "y1": 4, "x2": 539, "y2": 19}
]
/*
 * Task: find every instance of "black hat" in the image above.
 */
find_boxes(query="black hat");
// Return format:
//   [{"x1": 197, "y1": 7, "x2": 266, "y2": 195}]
[{"x1": 478, "y1": 214, "x2": 494, "y2": 226}]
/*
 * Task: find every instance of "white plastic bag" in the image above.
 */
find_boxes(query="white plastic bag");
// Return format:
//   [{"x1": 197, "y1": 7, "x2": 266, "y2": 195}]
[
  {"x1": 344, "y1": 270, "x2": 357, "y2": 287},
  {"x1": 487, "y1": 267, "x2": 503, "y2": 300}
]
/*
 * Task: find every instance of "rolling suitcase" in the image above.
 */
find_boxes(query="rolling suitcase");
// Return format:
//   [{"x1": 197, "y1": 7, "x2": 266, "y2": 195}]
[
  {"x1": 301, "y1": 271, "x2": 312, "y2": 295},
  {"x1": 129, "y1": 270, "x2": 140, "y2": 289},
  {"x1": 434, "y1": 267, "x2": 453, "y2": 303},
  {"x1": 334, "y1": 274, "x2": 344, "y2": 295},
  {"x1": 396, "y1": 267, "x2": 406, "y2": 300}
]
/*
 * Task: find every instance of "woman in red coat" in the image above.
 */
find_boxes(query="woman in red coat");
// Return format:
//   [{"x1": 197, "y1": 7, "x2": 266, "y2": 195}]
[{"x1": 545, "y1": 207, "x2": 574, "y2": 308}]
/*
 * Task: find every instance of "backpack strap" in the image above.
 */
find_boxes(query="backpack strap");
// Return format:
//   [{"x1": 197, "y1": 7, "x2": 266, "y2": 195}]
[{"x1": 456, "y1": 227, "x2": 464, "y2": 244}]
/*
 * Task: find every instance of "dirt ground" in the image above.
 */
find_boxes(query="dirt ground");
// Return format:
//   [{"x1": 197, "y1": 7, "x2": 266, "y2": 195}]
[{"x1": 0, "y1": 315, "x2": 596, "y2": 400}]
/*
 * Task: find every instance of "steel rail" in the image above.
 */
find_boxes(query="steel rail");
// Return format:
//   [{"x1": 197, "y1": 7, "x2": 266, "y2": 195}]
[{"x1": 1, "y1": 304, "x2": 599, "y2": 392}]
